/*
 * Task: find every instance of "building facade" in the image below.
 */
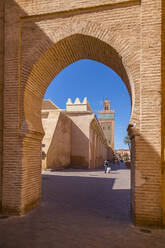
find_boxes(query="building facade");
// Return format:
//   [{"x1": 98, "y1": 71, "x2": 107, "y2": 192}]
[
  {"x1": 98, "y1": 99, "x2": 115, "y2": 149},
  {"x1": 42, "y1": 98, "x2": 113, "y2": 170},
  {"x1": 115, "y1": 149, "x2": 130, "y2": 160}
]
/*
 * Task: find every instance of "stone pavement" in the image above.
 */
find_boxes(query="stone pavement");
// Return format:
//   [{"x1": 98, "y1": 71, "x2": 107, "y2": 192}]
[{"x1": 0, "y1": 162, "x2": 165, "y2": 248}]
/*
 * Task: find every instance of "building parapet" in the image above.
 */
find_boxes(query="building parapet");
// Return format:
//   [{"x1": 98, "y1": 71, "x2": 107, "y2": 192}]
[{"x1": 66, "y1": 97, "x2": 93, "y2": 112}]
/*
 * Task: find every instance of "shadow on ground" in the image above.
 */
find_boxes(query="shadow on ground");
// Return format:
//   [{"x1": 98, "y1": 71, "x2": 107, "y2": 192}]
[
  {"x1": 42, "y1": 173, "x2": 130, "y2": 222},
  {"x1": 0, "y1": 167, "x2": 165, "y2": 248}
]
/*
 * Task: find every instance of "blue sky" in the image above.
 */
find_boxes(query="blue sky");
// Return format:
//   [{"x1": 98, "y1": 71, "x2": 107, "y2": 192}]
[{"x1": 44, "y1": 59, "x2": 131, "y2": 149}]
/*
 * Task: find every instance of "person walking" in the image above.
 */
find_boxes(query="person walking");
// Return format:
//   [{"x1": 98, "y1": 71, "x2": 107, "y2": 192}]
[
  {"x1": 104, "y1": 160, "x2": 108, "y2": 173},
  {"x1": 106, "y1": 160, "x2": 111, "y2": 173},
  {"x1": 104, "y1": 160, "x2": 111, "y2": 173}
]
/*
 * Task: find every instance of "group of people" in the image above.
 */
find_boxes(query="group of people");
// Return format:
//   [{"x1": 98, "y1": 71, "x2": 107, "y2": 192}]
[{"x1": 104, "y1": 159, "x2": 111, "y2": 173}]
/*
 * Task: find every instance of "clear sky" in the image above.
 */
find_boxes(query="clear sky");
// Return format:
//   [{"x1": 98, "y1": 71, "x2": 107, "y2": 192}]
[{"x1": 44, "y1": 59, "x2": 131, "y2": 149}]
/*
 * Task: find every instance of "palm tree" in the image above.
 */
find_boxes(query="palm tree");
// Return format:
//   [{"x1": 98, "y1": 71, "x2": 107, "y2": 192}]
[{"x1": 124, "y1": 135, "x2": 131, "y2": 150}]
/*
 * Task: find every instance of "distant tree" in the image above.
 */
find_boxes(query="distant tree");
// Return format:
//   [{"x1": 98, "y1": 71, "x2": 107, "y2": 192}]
[{"x1": 124, "y1": 135, "x2": 131, "y2": 150}]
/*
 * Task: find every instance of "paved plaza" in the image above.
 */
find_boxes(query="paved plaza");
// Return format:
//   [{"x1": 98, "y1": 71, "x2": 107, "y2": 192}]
[{"x1": 0, "y1": 162, "x2": 165, "y2": 248}]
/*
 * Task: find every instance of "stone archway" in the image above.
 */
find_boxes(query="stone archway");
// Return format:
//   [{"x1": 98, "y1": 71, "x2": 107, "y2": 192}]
[
  {"x1": 23, "y1": 34, "x2": 138, "y2": 136},
  {"x1": 21, "y1": 20, "x2": 140, "y2": 135},
  {"x1": 20, "y1": 24, "x2": 139, "y2": 217},
  {"x1": 1, "y1": 0, "x2": 164, "y2": 227}
]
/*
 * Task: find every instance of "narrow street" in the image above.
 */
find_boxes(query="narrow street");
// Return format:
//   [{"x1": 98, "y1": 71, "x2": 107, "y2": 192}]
[{"x1": 0, "y1": 162, "x2": 165, "y2": 248}]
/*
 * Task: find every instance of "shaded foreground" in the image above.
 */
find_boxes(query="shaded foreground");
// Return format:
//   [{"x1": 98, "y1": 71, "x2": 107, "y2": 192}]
[{"x1": 0, "y1": 163, "x2": 165, "y2": 248}]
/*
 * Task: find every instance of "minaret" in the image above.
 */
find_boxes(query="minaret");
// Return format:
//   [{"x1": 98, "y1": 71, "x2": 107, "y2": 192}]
[{"x1": 98, "y1": 98, "x2": 115, "y2": 149}]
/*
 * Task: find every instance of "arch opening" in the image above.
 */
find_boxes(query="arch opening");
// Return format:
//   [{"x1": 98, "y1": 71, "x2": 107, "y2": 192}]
[
  {"x1": 23, "y1": 34, "x2": 136, "y2": 140},
  {"x1": 20, "y1": 32, "x2": 138, "y2": 217},
  {"x1": 42, "y1": 59, "x2": 131, "y2": 170},
  {"x1": 40, "y1": 57, "x2": 132, "y2": 226}
]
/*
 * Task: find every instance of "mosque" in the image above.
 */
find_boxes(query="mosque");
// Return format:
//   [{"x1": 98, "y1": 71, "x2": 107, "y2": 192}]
[{"x1": 41, "y1": 98, "x2": 115, "y2": 170}]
